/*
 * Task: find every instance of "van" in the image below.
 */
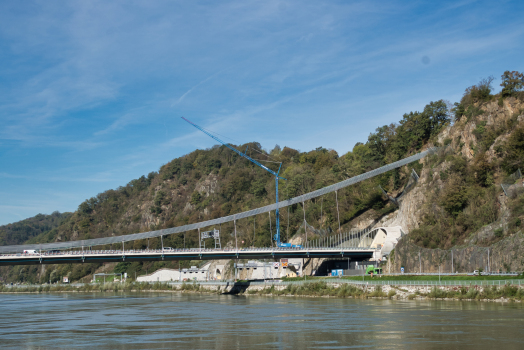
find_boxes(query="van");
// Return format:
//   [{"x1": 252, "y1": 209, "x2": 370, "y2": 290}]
[{"x1": 23, "y1": 249, "x2": 38, "y2": 254}]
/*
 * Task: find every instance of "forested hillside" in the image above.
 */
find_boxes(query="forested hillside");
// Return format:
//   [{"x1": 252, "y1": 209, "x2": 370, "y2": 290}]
[
  {"x1": 0, "y1": 212, "x2": 72, "y2": 246},
  {"x1": 2, "y1": 70, "x2": 524, "y2": 283}
]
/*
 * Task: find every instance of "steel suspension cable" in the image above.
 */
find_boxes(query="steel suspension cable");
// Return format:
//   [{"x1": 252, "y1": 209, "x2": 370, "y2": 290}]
[
  {"x1": 0, "y1": 148, "x2": 437, "y2": 253},
  {"x1": 335, "y1": 190, "x2": 341, "y2": 247},
  {"x1": 303, "y1": 201, "x2": 307, "y2": 248}
]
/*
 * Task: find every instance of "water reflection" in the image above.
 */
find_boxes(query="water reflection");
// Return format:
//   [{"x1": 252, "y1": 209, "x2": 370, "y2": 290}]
[{"x1": 0, "y1": 293, "x2": 523, "y2": 349}]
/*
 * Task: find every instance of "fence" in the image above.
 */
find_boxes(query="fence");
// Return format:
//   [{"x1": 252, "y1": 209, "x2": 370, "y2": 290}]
[{"x1": 165, "y1": 277, "x2": 524, "y2": 288}]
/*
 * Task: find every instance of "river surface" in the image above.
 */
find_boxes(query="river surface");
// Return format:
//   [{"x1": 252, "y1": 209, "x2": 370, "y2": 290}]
[{"x1": 0, "y1": 292, "x2": 523, "y2": 349}]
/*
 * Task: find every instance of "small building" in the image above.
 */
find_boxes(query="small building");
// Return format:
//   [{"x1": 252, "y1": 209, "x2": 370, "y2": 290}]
[{"x1": 137, "y1": 262, "x2": 211, "y2": 282}]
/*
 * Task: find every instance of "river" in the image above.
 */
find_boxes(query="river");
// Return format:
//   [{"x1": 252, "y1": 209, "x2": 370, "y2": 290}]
[{"x1": 0, "y1": 293, "x2": 523, "y2": 349}]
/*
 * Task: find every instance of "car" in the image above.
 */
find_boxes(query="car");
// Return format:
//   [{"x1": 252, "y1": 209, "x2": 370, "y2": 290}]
[{"x1": 468, "y1": 270, "x2": 479, "y2": 276}]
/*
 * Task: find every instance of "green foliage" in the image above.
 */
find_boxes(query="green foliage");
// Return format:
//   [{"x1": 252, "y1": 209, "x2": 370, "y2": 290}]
[
  {"x1": 500, "y1": 70, "x2": 524, "y2": 97},
  {"x1": 161, "y1": 159, "x2": 181, "y2": 180},
  {"x1": 506, "y1": 193, "x2": 524, "y2": 235},
  {"x1": 190, "y1": 191, "x2": 202, "y2": 205},
  {"x1": 114, "y1": 262, "x2": 132, "y2": 274},
  {"x1": 473, "y1": 121, "x2": 487, "y2": 136},
  {"x1": 392, "y1": 100, "x2": 450, "y2": 157},
  {"x1": 411, "y1": 157, "x2": 500, "y2": 249},
  {"x1": 500, "y1": 125, "x2": 524, "y2": 173},
  {"x1": 463, "y1": 76, "x2": 494, "y2": 104},
  {"x1": 251, "y1": 179, "x2": 267, "y2": 198},
  {"x1": 0, "y1": 212, "x2": 72, "y2": 246},
  {"x1": 454, "y1": 77, "x2": 493, "y2": 121},
  {"x1": 7, "y1": 73, "x2": 524, "y2": 282},
  {"x1": 440, "y1": 177, "x2": 468, "y2": 217},
  {"x1": 0, "y1": 97, "x2": 456, "y2": 282}
]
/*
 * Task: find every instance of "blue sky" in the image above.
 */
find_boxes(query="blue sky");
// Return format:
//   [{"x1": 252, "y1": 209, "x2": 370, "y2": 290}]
[{"x1": 1, "y1": 0, "x2": 523, "y2": 225}]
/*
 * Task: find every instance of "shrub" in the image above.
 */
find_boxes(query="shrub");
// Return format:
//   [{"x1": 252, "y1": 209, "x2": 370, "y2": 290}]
[
  {"x1": 428, "y1": 287, "x2": 448, "y2": 298},
  {"x1": 465, "y1": 288, "x2": 479, "y2": 299}
]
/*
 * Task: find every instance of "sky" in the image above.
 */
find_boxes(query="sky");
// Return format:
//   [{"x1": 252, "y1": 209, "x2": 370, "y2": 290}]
[{"x1": 1, "y1": 0, "x2": 523, "y2": 226}]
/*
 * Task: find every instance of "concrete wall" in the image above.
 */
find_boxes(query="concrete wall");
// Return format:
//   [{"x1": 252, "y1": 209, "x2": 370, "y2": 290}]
[
  {"x1": 235, "y1": 259, "x2": 303, "y2": 280},
  {"x1": 137, "y1": 262, "x2": 214, "y2": 282}
]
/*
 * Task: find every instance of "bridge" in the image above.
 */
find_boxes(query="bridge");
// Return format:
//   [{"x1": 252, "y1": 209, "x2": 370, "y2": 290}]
[
  {"x1": 0, "y1": 247, "x2": 375, "y2": 266},
  {"x1": 0, "y1": 148, "x2": 435, "y2": 266}
]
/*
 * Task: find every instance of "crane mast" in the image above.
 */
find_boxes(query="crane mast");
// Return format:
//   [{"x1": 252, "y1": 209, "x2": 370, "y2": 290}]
[{"x1": 182, "y1": 117, "x2": 292, "y2": 247}]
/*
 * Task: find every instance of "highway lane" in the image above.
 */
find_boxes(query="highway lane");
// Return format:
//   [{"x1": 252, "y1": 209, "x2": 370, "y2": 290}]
[{"x1": 0, "y1": 247, "x2": 375, "y2": 266}]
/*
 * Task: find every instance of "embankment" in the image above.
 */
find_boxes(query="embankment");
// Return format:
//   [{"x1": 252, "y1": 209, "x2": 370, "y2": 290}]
[
  {"x1": 2, "y1": 280, "x2": 524, "y2": 302},
  {"x1": 388, "y1": 232, "x2": 524, "y2": 274}
]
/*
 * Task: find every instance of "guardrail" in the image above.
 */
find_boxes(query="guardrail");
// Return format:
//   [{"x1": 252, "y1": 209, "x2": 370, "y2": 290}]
[
  {"x1": 383, "y1": 272, "x2": 521, "y2": 276},
  {"x1": 0, "y1": 246, "x2": 373, "y2": 258}
]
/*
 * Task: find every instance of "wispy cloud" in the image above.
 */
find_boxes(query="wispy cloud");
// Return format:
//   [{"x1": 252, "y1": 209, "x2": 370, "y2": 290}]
[
  {"x1": 1, "y1": 0, "x2": 524, "y2": 224},
  {"x1": 0, "y1": 172, "x2": 31, "y2": 180},
  {"x1": 171, "y1": 68, "x2": 231, "y2": 106}
]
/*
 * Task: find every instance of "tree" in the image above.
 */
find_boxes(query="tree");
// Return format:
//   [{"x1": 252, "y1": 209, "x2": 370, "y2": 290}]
[
  {"x1": 440, "y1": 177, "x2": 468, "y2": 217},
  {"x1": 391, "y1": 100, "x2": 450, "y2": 158},
  {"x1": 500, "y1": 71, "x2": 524, "y2": 97},
  {"x1": 463, "y1": 76, "x2": 494, "y2": 103},
  {"x1": 367, "y1": 124, "x2": 396, "y2": 161},
  {"x1": 190, "y1": 191, "x2": 202, "y2": 205},
  {"x1": 502, "y1": 126, "x2": 524, "y2": 173}
]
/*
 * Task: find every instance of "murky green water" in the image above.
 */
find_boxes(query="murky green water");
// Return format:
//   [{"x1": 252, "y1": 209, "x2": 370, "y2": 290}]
[{"x1": 0, "y1": 293, "x2": 523, "y2": 349}]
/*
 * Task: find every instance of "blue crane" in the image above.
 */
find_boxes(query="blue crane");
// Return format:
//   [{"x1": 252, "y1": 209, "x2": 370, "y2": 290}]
[{"x1": 182, "y1": 117, "x2": 295, "y2": 248}]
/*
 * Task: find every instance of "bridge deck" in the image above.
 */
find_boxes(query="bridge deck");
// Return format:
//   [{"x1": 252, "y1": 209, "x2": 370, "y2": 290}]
[{"x1": 0, "y1": 248, "x2": 375, "y2": 266}]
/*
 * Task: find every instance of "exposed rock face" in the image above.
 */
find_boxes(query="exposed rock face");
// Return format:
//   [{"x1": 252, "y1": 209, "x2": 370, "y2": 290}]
[
  {"x1": 195, "y1": 173, "x2": 219, "y2": 197},
  {"x1": 374, "y1": 98, "x2": 524, "y2": 273},
  {"x1": 378, "y1": 185, "x2": 425, "y2": 232},
  {"x1": 388, "y1": 232, "x2": 524, "y2": 273}
]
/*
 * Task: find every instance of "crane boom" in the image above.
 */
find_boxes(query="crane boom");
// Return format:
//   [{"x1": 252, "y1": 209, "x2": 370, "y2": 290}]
[
  {"x1": 182, "y1": 117, "x2": 292, "y2": 247},
  {"x1": 182, "y1": 117, "x2": 285, "y2": 180}
]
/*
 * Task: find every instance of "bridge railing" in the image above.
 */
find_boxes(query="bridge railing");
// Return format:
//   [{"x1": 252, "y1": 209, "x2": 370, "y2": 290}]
[{"x1": 0, "y1": 246, "x2": 374, "y2": 258}]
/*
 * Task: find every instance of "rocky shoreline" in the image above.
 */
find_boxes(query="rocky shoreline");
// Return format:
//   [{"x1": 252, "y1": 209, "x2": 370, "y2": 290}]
[{"x1": 2, "y1": 280, "x2": 523, "y2": 303}]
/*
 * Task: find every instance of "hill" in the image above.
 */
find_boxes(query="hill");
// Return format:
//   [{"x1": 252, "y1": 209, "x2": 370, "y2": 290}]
[{"x1": 1, "y1": 71, "x2": 524, "y2": 283}]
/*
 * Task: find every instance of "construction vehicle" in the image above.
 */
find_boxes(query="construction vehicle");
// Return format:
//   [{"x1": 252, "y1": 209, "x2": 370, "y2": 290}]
[{"x1": 366, "y1": 265, "x2": 382, "y2": 275}]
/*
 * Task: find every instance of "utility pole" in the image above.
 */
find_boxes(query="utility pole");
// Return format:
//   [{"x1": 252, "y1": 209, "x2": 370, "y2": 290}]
[
  {"x1": 488, "y1": 248, "x2": 490, "y2": 273},
  {"x1": 419, "y1": 250, "x2": 421, "y2": 274},
  {"x1": 234, "y1": 220, "x2": 238, "y2": 252}
]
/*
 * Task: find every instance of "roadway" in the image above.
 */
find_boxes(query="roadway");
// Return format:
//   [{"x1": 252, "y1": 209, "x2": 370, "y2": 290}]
[{"x1": 0, "y1": 247, "x2": 375, "y2": 266}]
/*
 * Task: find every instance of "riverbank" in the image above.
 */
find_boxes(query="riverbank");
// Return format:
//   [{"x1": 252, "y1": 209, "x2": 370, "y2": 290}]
[{"x1": 2, "y1": 280, "x2": 524, "y2": 302}]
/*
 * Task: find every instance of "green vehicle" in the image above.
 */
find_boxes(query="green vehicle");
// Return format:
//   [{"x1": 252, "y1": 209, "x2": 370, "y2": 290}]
[{"x1": 365, "y1": 265, "x2": 382, "y2": 275}]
